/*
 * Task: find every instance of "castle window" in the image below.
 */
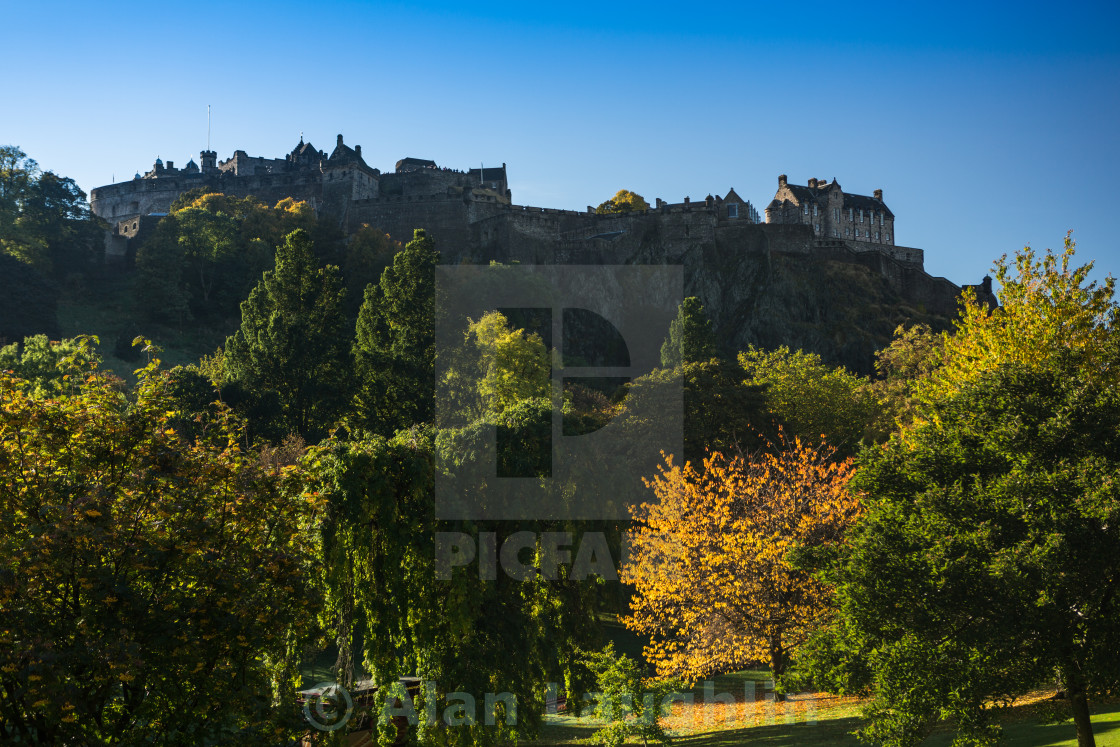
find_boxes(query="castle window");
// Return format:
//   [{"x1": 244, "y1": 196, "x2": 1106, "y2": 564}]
[
  {"x1": 845, "y1": 228, "x2": 850, "y2": 237},
  {"x1": 834, "y1": 208, "x2": 840, "y2": 221},
  {"x1": 727, "y1": 203, "x2": 738, "y2": 218},
  {"x1": 880, "y1": 214, "x2": 884, "y2": 226},
  {"x1": 875, "y1": 231, "x2": 880, "y2": 241},
  {"x1": 812, "y1": 205, "x2": 818, "y2": 217},
  {"x1": 855, "y1": 229, "x2": 860, "y2": 238},
  {"x1": 886, "y1": 234, "x2": 892, "y2": 244},
  {"x1": 848, "y1": 208, "x2": 853, "y2": 221},
  {"x1": 803, "y1": 204, "x2": 809, "y2": 215},
  {"x1": 859, "y1": 209, "x2": 864, "y2": 223},
  {"x1": 814, "y1": 223, "x2": 820, "y2": 233},
  {"x1": 833, "y1": 228, "x2": 839, "y2": 237}
]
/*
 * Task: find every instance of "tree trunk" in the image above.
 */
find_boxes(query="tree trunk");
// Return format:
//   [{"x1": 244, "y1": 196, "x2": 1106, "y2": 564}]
[
  {"x1": 770, "y1": 638, "x2": 787, "y2": 702},
  {"x1": 1065, "y1": 666, "x2": 1096, "y2": 747}
]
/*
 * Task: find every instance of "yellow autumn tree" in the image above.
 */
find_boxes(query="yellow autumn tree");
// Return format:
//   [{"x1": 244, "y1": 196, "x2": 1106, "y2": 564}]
[
  {"x1": 621, "y1": 437, "x2": 859, "y2": 683},
  {"x1": 595, "y1": 189, "x2": 650, "y2": 214}
]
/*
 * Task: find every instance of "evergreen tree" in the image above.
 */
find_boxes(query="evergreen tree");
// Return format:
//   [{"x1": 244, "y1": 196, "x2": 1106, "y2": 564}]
[
  {"x1": 224, "y1": 229, "x2": 351, "y2": 441},
  {"x1": 659, "y1": 296, "x2": 716, "y2": 368},
  {"x1": 352, "y1": 228, "x2": 439, "y2": 434}
]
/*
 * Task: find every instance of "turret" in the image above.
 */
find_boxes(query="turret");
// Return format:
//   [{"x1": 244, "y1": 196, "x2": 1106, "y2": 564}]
[{"x1": 200, "y1": 149, "x2": 217, "y2": 173}]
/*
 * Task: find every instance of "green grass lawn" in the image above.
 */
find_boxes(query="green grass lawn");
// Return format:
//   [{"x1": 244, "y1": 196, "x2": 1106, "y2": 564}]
[{"x1": 526, "y1": 670, "x2": 1120, "y2": 746}]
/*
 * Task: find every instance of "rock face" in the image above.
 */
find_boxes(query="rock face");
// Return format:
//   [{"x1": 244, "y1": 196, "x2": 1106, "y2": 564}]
[{"x1": 438, "y1": 213, "x2": 977, "y2": 375}]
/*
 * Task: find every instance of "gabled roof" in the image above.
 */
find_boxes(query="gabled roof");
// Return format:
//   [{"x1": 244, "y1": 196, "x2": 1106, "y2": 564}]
[
  {"x1": 723, "y1": 187, "x2": 745, "y2": 204},
  {"x1": 292, "y1": 140, "x2": 320, "y2": 157},
  {"x1": 326, "y1": 141, "x2": 373, "y2": 172},
  {"x1": 785, "y1": 184, "x2": 818, "y2": 203}
]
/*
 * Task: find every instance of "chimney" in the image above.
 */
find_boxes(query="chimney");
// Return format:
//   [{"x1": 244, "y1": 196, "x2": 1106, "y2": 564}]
[
  {"x1": 355, "y1": 144, "x2": 361, "y2": 157},
  {"x1": 166, "y1": 161, "x2": 174, "y2": 170},
  {"x1": 874, "y1": 189, "x2": 883, "y2": 201},
  {"x1": 778, "y1": 174, "x2": 787, "y2": 188},
  {"x1": 808, "y1": 178, "x2": 818, "y2": 188},
  {"x1": 337, "y1": 134, "x2": 344, "y2": 147},
  {"x1": 684, "y1": 196, "x2": 690, "y2": 204}
]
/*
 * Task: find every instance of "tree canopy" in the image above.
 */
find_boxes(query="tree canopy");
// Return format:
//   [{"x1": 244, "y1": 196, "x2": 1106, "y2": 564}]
[
  {"x1": 0, "y1": 345, "x2": 321, "y2": 745},
  {"x1": 660, "y1": 296, "x2": 717, "y2": 369},
  {"x1": 0, "y1": 145, "x2": 103, "y2": 277},
  {"x1": 352, "y1": 228, "x2": 440, "y2": 435},
  {"x1": 739, "y1": 345, "x2": 884, "y2": 455},
  {"x1": 623, "y1": 438, "x2": 858, "y2": 683},
  {"x1": 224, "y1": 228, "x2": 351, "y2": 441},
  {"x1": 796, "y1": 241, "x2": 1120, "y2": 747},
  {"x1": 594, "y1": 190, "x2": 650, "y2": 215}
]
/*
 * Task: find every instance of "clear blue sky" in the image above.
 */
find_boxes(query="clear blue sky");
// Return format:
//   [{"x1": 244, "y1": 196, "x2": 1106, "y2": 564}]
[{"x1": 4, "y1": 0, "x2": 1119, "y2": 287}]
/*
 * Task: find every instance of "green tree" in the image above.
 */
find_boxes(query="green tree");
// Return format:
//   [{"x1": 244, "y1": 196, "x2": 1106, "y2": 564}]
[
  {"x1": 134, "y1": 194, "x2": 280, "y2": 322},
  {"x1": 225, "y1": 228, "x2": 351, "y2": 441},
  {"x1": 352, "y1": 228, "x2": 439, "y2": 435},
  {"x1": 739, "y1": 346, "x2": 884, "y2": 455},
  {"x1": 868, "y1": 323, "x2": 943, "y2": 431},
  {"x1": 581, "y1": 644, "x2": 677, "y2": 747},
  {"x1": 471, "y1": 311, "x2": 550, "y2": 417},
  {"x1": 0, "y1": 334, "x2": 100, "y2": 396},
  {"x1": 0, "y1": 146, "x2": 103, "y2": 276},
  {"x1": 619, "y1": 358, "x2": 771, "y2": 464},
  {"x1": 796, "y1": 243, "x2": 1120, "y2": 747},
  {"x1": 306, "y1": 430, "x2": 600, "y2": 747},
  {"x1": 594, "y1": 189, "x2": 650, "y2": 215},
  {"x1": 659, "y1": 296, "x2": 716, "y2": 368},
  {"x1": 0, "y1": 346, "x2": 322, "y2": 745}
]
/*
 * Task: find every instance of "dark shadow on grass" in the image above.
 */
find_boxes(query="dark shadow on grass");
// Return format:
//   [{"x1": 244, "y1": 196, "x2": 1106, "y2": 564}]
[{"x1": 675, "y1": 716, "x2": 864, "y2": 746}]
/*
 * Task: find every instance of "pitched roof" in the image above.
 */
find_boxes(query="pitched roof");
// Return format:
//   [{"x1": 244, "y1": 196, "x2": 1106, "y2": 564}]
[
  {"x1": 327, "y1": 142, "x2": 373, "y2": 172},
  {"x1": 843, "y1": 192, "x2": 894, "y2": 217},
  {"x1": 780, "y1": 178, "x2": 893, "y2": 217}
]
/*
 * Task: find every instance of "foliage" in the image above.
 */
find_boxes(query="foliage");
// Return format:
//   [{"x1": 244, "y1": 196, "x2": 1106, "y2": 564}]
[
  {"x1": 352, "y1": 228, "x2": 439, "y2": 435},
  {"x1": 580, "y1": 644, "x2": 676, "y2": 747},
  {"x1": 920, "y1": 234, "x2": 1117, "y2": 407},
  {"x1": 0, "y1": 343, "x2": 322, "y2": 745},
  {"x1": 0, "y1": 335, "x2": 101, "y2": 396},
  {"x1": 619, "y1": 358, "x2": 770, "y2": 465},
  {"x1": 738, "y1": 346, "x2": 884, "y2": 455},
  {"x1": 0, "y1": 145, "x2": 104, "y2": 277},
  {"x1": 304, "y1": 429, "x2": 600, "y2": 747},
  {"x1": 798, "y1": 242, "x2": 1120, "y2": 747},
  {"x1": 470, "y1": 311, "x2": 551, "y2": 418},
  {"x1": 134, "y1": 193, "x2": 325, "y2": 323},
  {"x1": 622, "y1": 438, "x2": 858, "y2": 684},
  {"x1": 660, "y1": 297, "x2": 716, "y2": 368},
  {"x1": 868, "y1": 323, "x2": 942, "y2": 431},
  {"x1": 342, "y1": 224, "x2": 402, "y2": 318},
  {"x1": 224, "y1": 228, "x2": 352, "y2": 442},
  {"x1": 594, "y1": 190, "x2": 650, "y2": 215}
]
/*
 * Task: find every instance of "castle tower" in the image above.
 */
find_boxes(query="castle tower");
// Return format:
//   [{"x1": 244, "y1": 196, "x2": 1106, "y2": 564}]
[{"x1": 200, "y1": 149, "x2": 217, "y2": 173}]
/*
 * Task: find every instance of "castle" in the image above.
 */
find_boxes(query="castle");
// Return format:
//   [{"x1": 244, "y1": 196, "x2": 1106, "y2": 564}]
[
  {"x1": 91, "y1": 135, "x2": 994, "y2": 372},
  {"x1": 91, "y1": 135, "x2": 924, "y2": 268}
]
